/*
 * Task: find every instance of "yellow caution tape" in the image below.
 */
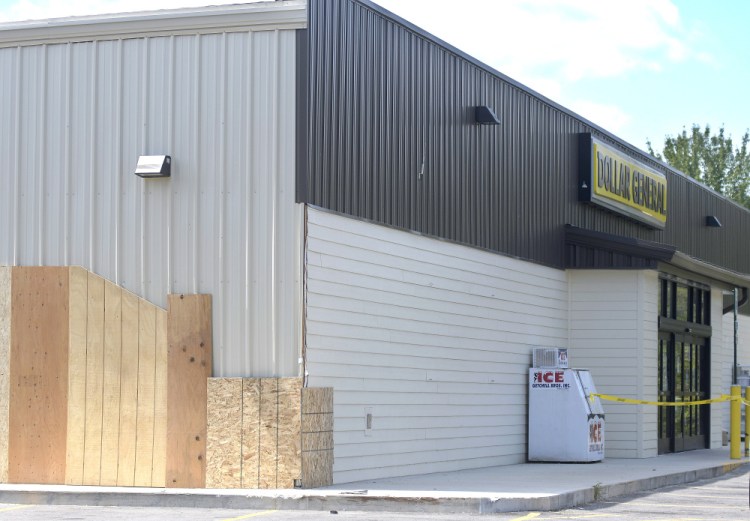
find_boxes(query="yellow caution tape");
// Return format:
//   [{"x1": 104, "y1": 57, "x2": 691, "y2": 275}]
[{"x1": 589, "y1": 393, "x2": 734, "y2": 407}]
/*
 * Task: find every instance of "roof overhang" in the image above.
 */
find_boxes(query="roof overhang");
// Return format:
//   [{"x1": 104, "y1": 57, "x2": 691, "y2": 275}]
[
  {"x1": 565, "y1": 225, "x2": 750, "y2": 314},
  {"x1": 565, "y1": 225, "x2": 676, "y2": 263},
  {"x1": 666, "y1": 251, "x2": 750, "y2": 292},
  {"x1": 0, "y1": 0, "x2": 307, "y2": 48}
]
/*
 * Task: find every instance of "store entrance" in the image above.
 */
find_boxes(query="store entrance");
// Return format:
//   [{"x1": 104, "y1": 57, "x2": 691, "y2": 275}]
[{"x1": 657, "y1": 277, "x2": 711, "y2": 454}]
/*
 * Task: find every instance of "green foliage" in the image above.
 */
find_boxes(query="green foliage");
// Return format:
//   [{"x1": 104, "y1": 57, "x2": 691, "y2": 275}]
[{"x1": 647, "y1": 125, "x2": 750, "y2": 209}]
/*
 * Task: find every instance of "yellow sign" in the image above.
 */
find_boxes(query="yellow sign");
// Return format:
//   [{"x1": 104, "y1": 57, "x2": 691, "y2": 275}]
[{"x1": 580, "y1": 134, "x2": 668, "y2": 229}]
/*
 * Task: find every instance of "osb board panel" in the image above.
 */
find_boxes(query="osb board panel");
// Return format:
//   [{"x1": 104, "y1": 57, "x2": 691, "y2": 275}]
[
  {"x1": 0, "y1": 267, "x2": 10, "y2": 484},
  {"x1": 166, "y1": 294, "x2": 212, "y2": 488},
  {"x1": 8, "y1": 267, "x2": 69, "y2": 484},
  {"x1": 83, "y1": 272, "x2": 104, "y2": 485},
  {"x1": 241, "y1": 378, "x2": 261, "y2": 489},
  {"x1": 301, "y1": 450, "x2": 333, "y2": 489},
  {"x1": 117, "y1": 290, "x2": 140, "y2": 486},
  {"x1": 134, "y1": 300, "x2": 156, "y2": 487},
  {"x1": 258, "y1": 378, "x2": 278, "y2": 489},
  {"x1": 301, "y1": 388, "x2": 333, "y2": 414},
  {"x1": 276, "y1": 378, "x2": 302, "y2": 488},
  {"x1": 151, "y1": 309, "x2": 168, "y2": 488},
  {"x1": 302, "y1": 431, "x2": 334, "y2": 452},
  {"x1": 100, "y1": 280, "x2": 123, "y2": 487},
  {"x1": 301, "y1": 413, "x2": 333, "y2": 433},
  {"x1": 65, "y1": 266, "x2": 87, "y2": 485},
  {"x1": 300, "y1": 387, "x2": 333, "y2": 490},
  {"x1": 206, "y1": 378, "x2": 242, "y2": 489}
]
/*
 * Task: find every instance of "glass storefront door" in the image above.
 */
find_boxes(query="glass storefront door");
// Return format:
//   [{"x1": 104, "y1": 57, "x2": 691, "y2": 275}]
[{"x1": 657, "y1": 277, "x2": 711, "y2": 454}]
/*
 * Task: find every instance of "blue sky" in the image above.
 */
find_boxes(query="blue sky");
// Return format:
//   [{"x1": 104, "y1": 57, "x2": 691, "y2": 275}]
[{"x1": 0, "y1": 0, "x2": 747, "y2": 154}]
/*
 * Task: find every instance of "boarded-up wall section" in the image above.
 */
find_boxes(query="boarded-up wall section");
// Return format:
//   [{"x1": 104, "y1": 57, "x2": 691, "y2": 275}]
[
  {"x1": 0, "y1": 266, "x2": 188, "y2": 487},
  {"x1": 66, "y1": 267, "x2": 87, "y2": 484},
  {"x1": 301, "y1": 387, "x2": 334, "y2": 488},
  {"x1": 241, "y1": 378, "x2": 261, "y2": 488},
  {"x1": 167, "y1": 294, "x2": 212, "y2": 488},
  {"x1": 206, "y1": 378, "x2": 331, "y2": 489},
  {"x1": 0, "y1": 267, "x2": 11, "y2": 483},
  {"x1": 8, "y1": 267, "x2": 69, "y2": 484},
  {"x1": 277, "y1": 378, "x2": 303, "y2": 488},
  {"x1": 206, "y1": 378, "x2": 243, "y2": 488},
  {"x1": 65, "y1": 267, "x2": 168, "y2": 487}
]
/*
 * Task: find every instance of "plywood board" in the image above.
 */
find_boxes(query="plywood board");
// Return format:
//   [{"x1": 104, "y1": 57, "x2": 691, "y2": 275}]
[
  {"x1": 301, "y1": 450, "x2": 333, "y2": 489},
  {"x1": 134, "y1": 300, "x2": 156, "y2": 487},
  {"x1": 117, "y1": 289, "x2": 140, "y2": 486},
  {"x1": 65, "y1": 266, "x2": 88, "y2": 485},
  {"x1": 277, "y1": 378, "x2": 302, "y2": 488},
  {"x1": 8, "y1": 267, "x2": 69, "y2": 484},
  {"x1": 0, "y1": 267, "x2": 11, "y2": 484},
  {"x1": 258, "y1": 378, "x2": 278, "y2": 489},
  {"x1": 301, "y1": 413, "x2": 334, "y2": 433},
  {"x1": 302, "y1": 387, "x2": 333, "y2": 414},
  {"x1": 241, "y1": 378, "x2": 261, "y2": 489},
  {"x1": 100, "y1": 280, "x2": 122, "y2": 486},
  {"x1": 83, "y1": 272, "x2": 105, "y2": 485},
  {"x1": 206, "y1": 378, "x2": 242, "y2": 488},
  {"x1": 151, "y1": 308, "x2": 168, "y2": 488},
  {"x1": 300, "y1": 386, "x2": 334, "y2": 489},
  {"x1": 166, "y1": 294, "x2": 212, "y2": 488},
  {"x1": 302, "y1": 431, "x2": 334, "y2": 452}
]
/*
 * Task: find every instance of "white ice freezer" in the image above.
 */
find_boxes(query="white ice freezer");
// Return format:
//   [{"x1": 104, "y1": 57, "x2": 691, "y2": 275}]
[{"x1": 528, "y1": 367, "x2": 605, "y2": 462}]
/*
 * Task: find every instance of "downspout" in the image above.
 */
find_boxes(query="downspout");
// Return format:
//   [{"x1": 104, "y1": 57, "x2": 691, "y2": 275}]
[{"x1": 723, "y1": 286, "x2": 748, "y2": 314}]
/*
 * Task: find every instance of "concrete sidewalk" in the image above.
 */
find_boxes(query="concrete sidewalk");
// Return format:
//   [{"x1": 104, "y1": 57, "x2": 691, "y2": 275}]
[{"x1": 0, "y1": 448, "x2": 746, "y2": 515}]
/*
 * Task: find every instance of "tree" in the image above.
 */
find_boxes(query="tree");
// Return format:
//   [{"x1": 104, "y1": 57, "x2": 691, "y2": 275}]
[{"x1": 647, "y1": 125, "x2": 750, "y2": 209}]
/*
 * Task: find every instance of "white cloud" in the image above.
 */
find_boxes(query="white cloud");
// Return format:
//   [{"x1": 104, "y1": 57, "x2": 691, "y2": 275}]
[
  {"x1": 374, "y1": 0, "x2": 697, "y2": 85},
  {"x1": 567, "y1": 100, "x2": 631, "y2": 135}
]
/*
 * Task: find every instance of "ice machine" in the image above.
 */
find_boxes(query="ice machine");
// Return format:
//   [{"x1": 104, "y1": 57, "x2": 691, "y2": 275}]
[{"x1": 528, "y1": 348, "x2": 605, "y2": 462}]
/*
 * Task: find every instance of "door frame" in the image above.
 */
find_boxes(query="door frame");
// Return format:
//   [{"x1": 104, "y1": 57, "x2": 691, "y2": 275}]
[{"x1": 657, "y1": 276, "x2": 712, "y2": 454}]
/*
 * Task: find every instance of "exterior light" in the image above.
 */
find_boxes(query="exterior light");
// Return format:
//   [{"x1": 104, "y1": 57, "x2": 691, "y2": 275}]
[
  {"x1": 705, "y1": 215, "x2": 722, "y2": 228},
  {"x1": 474, "y1": 105, "x2": 501, "y2": 125},
  {"x1": 135, "y1": 155, "x2": 171, "y2": 178}
]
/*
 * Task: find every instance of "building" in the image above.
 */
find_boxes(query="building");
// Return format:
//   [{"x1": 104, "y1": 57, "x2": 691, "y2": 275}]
[{"x1": 0, "y1": 0, "x2": 749, "y2": 487}]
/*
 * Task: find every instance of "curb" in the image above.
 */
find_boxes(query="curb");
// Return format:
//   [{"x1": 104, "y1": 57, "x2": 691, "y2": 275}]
[{"x1": 0, "y1": 462, "x2": 745, "y2": 515}]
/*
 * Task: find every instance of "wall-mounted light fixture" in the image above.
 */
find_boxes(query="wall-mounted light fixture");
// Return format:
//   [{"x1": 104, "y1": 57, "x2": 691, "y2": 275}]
[
  {"x1": 705, "y1": 215, "x2": 722, "y2": 228},
  {"x1": 135, "y1": 155, "x2": 171, "y2": 178},
  {"x1": 474, "y1": 105, "x2": 501, "y2": 125}
]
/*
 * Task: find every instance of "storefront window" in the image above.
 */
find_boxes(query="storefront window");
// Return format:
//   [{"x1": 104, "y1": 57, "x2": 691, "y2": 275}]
[{"x1": 659, "y1": 277, "x2": 709, "y2": 326}]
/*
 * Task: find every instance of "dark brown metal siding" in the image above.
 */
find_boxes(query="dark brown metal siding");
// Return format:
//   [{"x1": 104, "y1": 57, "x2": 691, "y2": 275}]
[{"x1": 304, "y1": 0, "x2": 750, "y2": 274}]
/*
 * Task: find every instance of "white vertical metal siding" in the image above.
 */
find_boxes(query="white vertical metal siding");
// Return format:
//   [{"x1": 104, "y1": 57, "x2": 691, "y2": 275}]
[
  {"x1": 305, "y1": 208, "x2": 569, "y2": 483},
  {"x1": 0, "y1": 14, "x2": 303, "y2": 377}
]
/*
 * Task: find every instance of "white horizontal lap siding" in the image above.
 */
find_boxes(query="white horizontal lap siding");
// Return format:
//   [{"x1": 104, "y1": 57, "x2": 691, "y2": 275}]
[
  {"x1": 305, "y1": 208, "x2": 568, "y2": 483},
  {"x1": 0, "y1": 9, "x2": 304, "y2": 377},
  {"x1": 568, "y1": 270, "x2": 658, "y2": 458},
  {"x1": 738, "y1": 314, "x2": 750, "y2": 367}
]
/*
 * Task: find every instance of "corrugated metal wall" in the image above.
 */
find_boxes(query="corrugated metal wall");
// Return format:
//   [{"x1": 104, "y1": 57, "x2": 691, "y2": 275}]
[
  {"x1": 0, "y1": 14, "x2": 304, "y2": 377},
  {"x1": 305, "y1": 0, "x2": 750, "y2": 274}
]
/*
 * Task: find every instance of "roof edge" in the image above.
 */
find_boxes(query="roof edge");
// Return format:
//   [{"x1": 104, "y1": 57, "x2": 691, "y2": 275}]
[
  {"x1": 668, "y1": 251, "x2": 750, "y2": 291},
  {"x1": 0, "y1": 0, "x2": 307, "y2": 47},
  {"x1": 358, "y1": 0, "x2": 750, "y2": 214}
]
